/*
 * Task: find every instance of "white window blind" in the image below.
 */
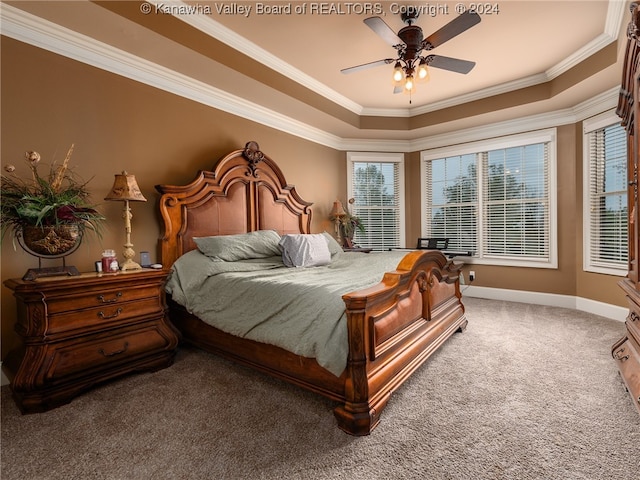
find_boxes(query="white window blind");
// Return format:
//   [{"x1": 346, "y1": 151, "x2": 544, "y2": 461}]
[
  {"x1": 584, "y1": 113, "x2": 627, "y2": 274},
  {"x1": 483, "y1": 144, "x2": 549, "y2": 259},
  {"x1": 347, "y1": 153, "x2": 405, "y2": 250},
  {"x1": 424, "y1": 154, "x2": 477, "y2": 254},
  {"x1": 421, "y1": 129, "x2": 557, "y2": 268}
]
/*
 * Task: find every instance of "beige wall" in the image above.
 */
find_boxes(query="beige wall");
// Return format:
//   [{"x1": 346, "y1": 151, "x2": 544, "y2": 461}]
[
  {"x1": 453, "y1": 125, "x2": 580, "y2": 296},
  {"x1": 0, "y1": 36, "x2": 626, "y2": 359},
  {"x1": 404, "y1": 125, "x2": 624, "y2": 307},
  {"x1": 573, "y1": 121, "x2": 625, "y2": 305},
  {"x1": 0, "y1": 38, "x2": 344, "y2": 356}
]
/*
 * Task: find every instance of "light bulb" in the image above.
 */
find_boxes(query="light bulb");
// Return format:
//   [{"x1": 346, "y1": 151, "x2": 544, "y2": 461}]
[
  {"x1": 393, "y1": 62, "x2": 404, "y2": 83},
  {"x1": 404, "y1": 74, "x2": 415, "y2": 92},
  {"x1": 417, "y1": 61, "x2": 429, "y2": 81}
]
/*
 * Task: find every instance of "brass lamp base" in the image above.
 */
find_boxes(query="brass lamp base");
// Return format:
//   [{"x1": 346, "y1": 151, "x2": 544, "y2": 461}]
[
  {"x1": 120, "y1": 227, "x2": 141, "y2": 271},
  {"x1": 119, "y1": 259, "x2": 142, "y2": 271}
]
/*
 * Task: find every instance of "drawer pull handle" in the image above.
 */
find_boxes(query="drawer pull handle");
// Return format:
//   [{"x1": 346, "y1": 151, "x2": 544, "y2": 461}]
[
  {"x1": 98, "y1": 342, "x2": 129, "y2": 358},
  {"x1": 97, "y1": 292, "x2": 123, "y2": 304},
  {"x1": 98, "y1": 308, "x2": 122, "y2": 320}
]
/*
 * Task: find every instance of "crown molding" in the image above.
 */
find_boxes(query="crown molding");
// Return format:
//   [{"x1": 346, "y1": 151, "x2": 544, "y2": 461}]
[
  {"x1": 546, "y1": 0, "x2": 625, "y2": 79},
  {"x1": 402, "y1": 0, "x2": 625, "y2": 118},
  {"x1": 391, "y1": 73, "x2": 550, "y2": 117},
  {"x1": 405, "y1": 87, "x2": 619, "y2": 153},
  {"x1": 0, "y1": 3, "x2": 343, "y2": 149},
  {"x1": 573, "y1": 86, "x2": 620, "y2": 121},
  {"x1": 150, "y1": 0, "x2": 365, "y2": 115},
  {"x1": 0, "y1": 4, "x2": 622, "y2": 154},
  {"x1": 339, "y1": 87, "x2": 619, "y2": 153},
  {"x1": 156, "y1": 0, "x2": 625, "y2": 119},
  {"x1": 336, "y1": 137, "x2": 410, "y2": 152}
]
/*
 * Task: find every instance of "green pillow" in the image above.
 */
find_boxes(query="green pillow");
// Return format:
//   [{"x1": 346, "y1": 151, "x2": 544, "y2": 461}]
[{"x1": 194, "y1": 230, "x2": 281, "y2": 261}]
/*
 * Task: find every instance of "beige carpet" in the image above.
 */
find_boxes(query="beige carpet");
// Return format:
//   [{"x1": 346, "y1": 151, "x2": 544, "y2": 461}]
[{"x1": 2, "y1": 298, "x2": 639, "y2": 479}]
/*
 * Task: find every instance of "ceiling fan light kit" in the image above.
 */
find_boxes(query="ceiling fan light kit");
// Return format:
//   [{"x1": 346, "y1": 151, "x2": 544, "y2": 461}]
[
  {"x1": 342, "y1": 8, "x2": 481, "y2": 101},
  {"x1": 417, "y1": 59, "x2": 429, "y2": 80},
  {"x1": 393, "y1": 62, "x2": 404, "y2": 82},
  {"x1": 403, "y1": 74, "x2": 415, "y2": 93}
]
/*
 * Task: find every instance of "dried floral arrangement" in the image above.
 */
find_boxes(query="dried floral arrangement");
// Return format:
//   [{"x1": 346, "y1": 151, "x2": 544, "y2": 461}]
[
  {"x1": 330, "y1": 197, "x2": 365, "y2": 239},
  {"x1": 1, "y1": 144, "x2": 105, "y2": 251}
]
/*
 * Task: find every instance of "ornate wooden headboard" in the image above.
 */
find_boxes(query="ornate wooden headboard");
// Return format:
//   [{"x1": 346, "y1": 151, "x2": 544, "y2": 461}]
[{"x1": 155, "y1": 141, "x2": 313, "y2": 267}]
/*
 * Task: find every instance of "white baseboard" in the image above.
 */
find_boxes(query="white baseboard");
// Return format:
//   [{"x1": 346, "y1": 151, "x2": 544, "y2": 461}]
[
  {"x1": 462, "y1": 285, "x2": 628, "y2": 322},
  {"x1": 0, "y1": 288, "x2": 626, "y2": 389}
]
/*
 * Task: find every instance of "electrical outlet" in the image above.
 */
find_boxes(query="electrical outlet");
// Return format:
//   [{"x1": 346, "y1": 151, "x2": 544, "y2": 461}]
[{"x1": 469, "y1": 270, "x2": 475, "y2": 282}]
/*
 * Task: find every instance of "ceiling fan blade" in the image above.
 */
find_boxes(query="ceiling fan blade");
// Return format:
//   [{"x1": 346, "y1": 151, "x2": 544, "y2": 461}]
[
  {"x1": 341, "y1": 58, "x2": 395, "y2": 74},
  {"x1": 423, "y1": 10, "x2": 481, "y2": 50},
  {"x1": 393, "y1": 85, "x2": 404, "y2": 94},
  {"x1": 364, "y1": 16, "x2": 403, "y2": 46},
  {"x1": 427, "y1": 55, "x2": 476, "y2": 74}
]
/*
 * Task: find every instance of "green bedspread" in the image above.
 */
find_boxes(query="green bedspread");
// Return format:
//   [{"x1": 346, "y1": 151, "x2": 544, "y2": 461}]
[{"x1": 165, "y1": 249, "x2": 408, "y2": 376}]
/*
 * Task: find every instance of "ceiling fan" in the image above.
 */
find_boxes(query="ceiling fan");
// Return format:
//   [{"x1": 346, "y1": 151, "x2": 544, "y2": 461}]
[{"x1": 341, "y1": 8, "x2": 481, "y2": 96}]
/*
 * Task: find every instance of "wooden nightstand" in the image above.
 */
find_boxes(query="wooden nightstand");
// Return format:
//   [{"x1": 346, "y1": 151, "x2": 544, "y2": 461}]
[{"x1": 2, "y1": 269, "x2": 180, "y2": 413}]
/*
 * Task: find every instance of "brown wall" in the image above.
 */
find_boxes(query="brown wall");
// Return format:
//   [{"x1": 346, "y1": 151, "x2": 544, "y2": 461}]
[
  {"x1": 0, "y1": 38, "x2": 344, "y2": 356},
  {"x1": 404, "y1": 124, "x2": 624, "y2": 307},
  {"x1": 574, "y1": 121, "x2": 625, "y2": 305},
  {"x1": 452, "y1": 124, "x2": 580, "y2": 296},
  {"x1": 0, "y1": 36, "x2": 626, "y2": 359}
]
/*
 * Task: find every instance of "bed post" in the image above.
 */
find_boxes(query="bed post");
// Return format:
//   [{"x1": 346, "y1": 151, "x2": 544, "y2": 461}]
[{"x1": 334, "y1": 302, "x2": 381, "y2": 435}]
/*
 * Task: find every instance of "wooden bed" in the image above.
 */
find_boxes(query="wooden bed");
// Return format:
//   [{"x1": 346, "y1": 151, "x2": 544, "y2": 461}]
[{"x1": 155, "y1": 141, "x2": 467, "y2": 435}]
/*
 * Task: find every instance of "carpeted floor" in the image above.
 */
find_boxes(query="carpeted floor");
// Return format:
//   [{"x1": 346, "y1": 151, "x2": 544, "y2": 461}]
[{"x1": 2, "y1": 298, "x2": 639, "y2": 479}]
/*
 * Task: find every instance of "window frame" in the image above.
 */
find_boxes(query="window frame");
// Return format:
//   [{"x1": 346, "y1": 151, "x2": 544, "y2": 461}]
[
  {"x1": 582, "y1": 110, "x2": 628, "y2": 276},
  {"x1": 420, "y1": 129, "x2": 558, "y2": 268},
  {"x1": 347, "y1": 151, "x2": 406, "y2": 250}
]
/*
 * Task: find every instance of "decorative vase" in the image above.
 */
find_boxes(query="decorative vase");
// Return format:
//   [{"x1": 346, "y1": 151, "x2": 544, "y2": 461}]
[
  {"x1": 17, "y1": 225, "x2": 83, "y2": 280},
  {"x1": 21, "y1": 224, "x2": 81, "y2": 256},
  {"x1": 340, "y1": 224, "x2": 355, "y2": 249}
]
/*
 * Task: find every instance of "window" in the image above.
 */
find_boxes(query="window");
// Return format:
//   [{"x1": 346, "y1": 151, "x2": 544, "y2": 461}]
[
  {"x1": 583, "y1": 111, "x2": 628, "y2": 275},
  {"x1": 424, "y1": 153, "x2": 478, "y2": 255},
  {"x1": 347, "y1": 152, "x2": 405, "y2": 250},
  {"x1": 421, "y1": 129, "x2": 557, "y2": 268}
]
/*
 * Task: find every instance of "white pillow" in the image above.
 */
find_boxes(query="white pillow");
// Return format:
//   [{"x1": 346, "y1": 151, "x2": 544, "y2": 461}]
[{"x1": 279, "y1": 234, "x2": 332, "y2": 268}]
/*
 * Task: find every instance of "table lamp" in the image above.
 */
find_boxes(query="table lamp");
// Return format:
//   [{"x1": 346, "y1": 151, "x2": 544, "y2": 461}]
[
  {"x1": 330, "y1": 200, "x2": 346, "y2": 243},
  {"x1": 105, "y1": 171, "x2": 147, "y2": 271}
]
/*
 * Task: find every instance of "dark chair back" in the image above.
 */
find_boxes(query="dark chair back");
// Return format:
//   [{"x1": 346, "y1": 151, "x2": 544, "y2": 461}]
[{"x1": 416, "y1": 238, "x2": 450, "y2": 250}]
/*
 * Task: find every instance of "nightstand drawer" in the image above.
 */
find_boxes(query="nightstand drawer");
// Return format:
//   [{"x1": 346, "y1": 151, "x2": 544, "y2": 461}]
[
  {"x1": 46, "y1": 284, "x2": 161, "y2": 314},
  {"x1": 45, "y1": 323, "x2": 172, "y2": 381},
  {"x1": 3, "y1": 269, "x2": 179, "y2": 413},
  {"x1": 48, "y1": 297, "x2": 164, "y2": 335}
]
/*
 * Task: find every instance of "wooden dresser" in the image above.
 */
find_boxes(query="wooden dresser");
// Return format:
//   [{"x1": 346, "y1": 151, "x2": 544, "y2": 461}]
[
  {"x1": 614, "y1": 1, "x2": 640, "y2": 415},
  {"x1": 2, "y1": 269, "x2": 180, "y2": 413}
]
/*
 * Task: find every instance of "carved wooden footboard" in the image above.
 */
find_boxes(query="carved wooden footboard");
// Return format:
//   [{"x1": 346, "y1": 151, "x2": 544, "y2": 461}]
[
  {"x1": 337, "y1": 249, "x2": 465, "y2": 434},
  {"x1": 156, "y1": 141, "x2": 467, "y2": 435}
]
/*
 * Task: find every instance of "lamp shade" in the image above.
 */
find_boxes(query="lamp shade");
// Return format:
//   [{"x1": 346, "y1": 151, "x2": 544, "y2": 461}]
[
  {"x1": 104, "y1": 171, "x2": 147, "y2": 202},
  {"x1": 331, "y1": 200, "x2": 346, "y2": 217}
]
